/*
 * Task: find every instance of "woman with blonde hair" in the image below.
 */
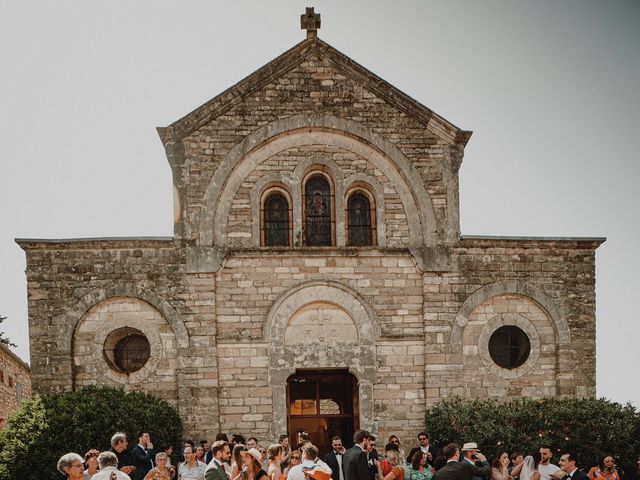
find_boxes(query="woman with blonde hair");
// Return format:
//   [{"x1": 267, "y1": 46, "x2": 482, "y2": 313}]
[{"x1": 376, "y1": 449, "x2": 405, "y2": 480}]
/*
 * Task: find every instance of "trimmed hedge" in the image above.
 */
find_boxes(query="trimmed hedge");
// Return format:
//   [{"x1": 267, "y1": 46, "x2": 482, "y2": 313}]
[
  {"x1": 0, "y1": 386, "x2": 182, "y2": 480},
  {"x1": 426, "y1": 397, "x2": 640, "y2": 468}
]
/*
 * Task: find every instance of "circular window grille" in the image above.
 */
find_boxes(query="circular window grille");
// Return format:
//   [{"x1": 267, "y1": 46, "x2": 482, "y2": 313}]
[
  {"x1": 488, "y1": 325, "x2": 531, "y2": 369},
  {"x1": 103, "y1": 327, "x2": 150, "y2": 374}
]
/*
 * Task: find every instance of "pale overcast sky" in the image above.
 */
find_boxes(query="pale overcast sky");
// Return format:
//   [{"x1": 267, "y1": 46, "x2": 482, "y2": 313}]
[{"x1": 1, "y1": 1, "x2": 638, "y2": 406}]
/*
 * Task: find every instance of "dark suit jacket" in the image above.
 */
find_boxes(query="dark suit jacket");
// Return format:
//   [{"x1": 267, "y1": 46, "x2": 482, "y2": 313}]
[
  {"x1": 343, "y1": 445, "x2": 369, "y2": 480},
  {"x1": 205, "y1": 460, "x2": 229, "y2": 480},
  {"x1": 568, "y1": 470, "x2": 589, "y2": 480},
  {"x1": 434, "y1": 460, "x2": 490, "y2": 480},
  {"x1": 131, "y1": 444, "x2": 154, "y2": 480},
  {"x1": 323, "y1": 452, "x2": 344, "y2": 480}
]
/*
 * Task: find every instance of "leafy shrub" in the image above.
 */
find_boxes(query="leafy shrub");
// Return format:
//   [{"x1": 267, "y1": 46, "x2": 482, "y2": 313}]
[
  {"x1": 0, "y1": 386, "x2": 182, "y2": 480},
  {"x1": 426, "y1": 397, "x2": 640, "y2": 469}
]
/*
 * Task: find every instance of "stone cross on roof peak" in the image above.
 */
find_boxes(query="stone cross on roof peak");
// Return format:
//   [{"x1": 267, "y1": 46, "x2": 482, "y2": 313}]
[{"x1": 300, "y1": 7, "x2": 321, "y2": 39}]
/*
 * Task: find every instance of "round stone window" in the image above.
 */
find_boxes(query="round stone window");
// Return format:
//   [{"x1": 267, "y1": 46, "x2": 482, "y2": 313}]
[
  {"x1": 488, "y1": 325, "x2": 531, "y2": 369},
  {"x1": 103, "y1": 327, "x2": 151, "y2": 374}
]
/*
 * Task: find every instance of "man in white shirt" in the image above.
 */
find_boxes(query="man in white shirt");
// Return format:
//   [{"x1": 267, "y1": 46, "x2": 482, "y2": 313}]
[
  {"x1": 539, "y1": 447, "x2": 560, "y2": 480},
  {"x1": 288, "y1": 444, "x2": 332, "y2": 480},
  {"x1": 179, "y1": 445, "x2": 207, "y2": 480}
]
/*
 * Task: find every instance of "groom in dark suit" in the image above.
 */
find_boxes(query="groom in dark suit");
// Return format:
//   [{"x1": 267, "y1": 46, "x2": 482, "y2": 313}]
[
  {"x1": 558, "y1": 452, "x2": 589, "y2": 480},
  {"x1": 343, "y1": 430, "x2": 371, "y2": 480},
  {"x1": 131, "y1": 431, "x2": 155, "y2": 480},
  {"x1": 323, "y1": 436, "x2": 346, "y2": 480}
]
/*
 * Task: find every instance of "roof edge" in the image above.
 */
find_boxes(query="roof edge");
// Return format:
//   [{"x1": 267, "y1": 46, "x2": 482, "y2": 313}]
[
  {"x1": 158, "y1": 37, "x2": 472, "y2": 146},
  {"x1": 16, "y1": 236, "x2": 175, "y2": 249},
  {"x1": 461, "y1": 235, "x2": 606, "y2": 246},
  {"x1": 0, "y1": 343, "x2": 30, "y2": 371}
]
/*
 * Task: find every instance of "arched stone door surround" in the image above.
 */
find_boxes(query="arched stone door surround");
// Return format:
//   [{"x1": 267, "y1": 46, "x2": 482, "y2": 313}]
[{"x1": 264, "y1": 280, "x2": 379, "y2": 439}]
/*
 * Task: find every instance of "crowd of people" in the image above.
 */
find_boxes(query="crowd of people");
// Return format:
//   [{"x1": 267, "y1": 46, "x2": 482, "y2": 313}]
[{"x1": 56, "y1": 430, "x2": 640, "y2": 480}]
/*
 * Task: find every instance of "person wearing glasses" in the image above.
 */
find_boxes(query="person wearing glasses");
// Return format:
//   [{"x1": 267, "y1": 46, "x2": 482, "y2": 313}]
[
  {"x1": 406, "y1": 435, "x2": 431, "y2": 466},
  {"x1": 58, "y1": 453, "x2": 86, "y2": 480},
  {"x1": 284, "y1": 450, "x2": 303, "y2": 480}
]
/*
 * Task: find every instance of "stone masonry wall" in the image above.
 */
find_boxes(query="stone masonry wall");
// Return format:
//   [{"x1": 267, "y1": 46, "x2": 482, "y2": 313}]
[
  {"x1": 423, "y1": 237, "x2": 600, "y2": 404},
  {"x1": 175, "y1": 49, "x2": 453, "y2": 245},
  {"x1": 0, "y1": 344, "x2": 31, "y2": 429},
  {"x1": 227, "y1": 144, "x2": 409, "y2": 248},
  {"x1": 17, "y1": 239, "x2": 221, "y2": 438}
]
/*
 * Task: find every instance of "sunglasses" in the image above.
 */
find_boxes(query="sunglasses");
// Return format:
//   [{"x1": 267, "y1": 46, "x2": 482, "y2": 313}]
[{"x1": 291, "y1": 456, "x2": 301, "y2": 460}]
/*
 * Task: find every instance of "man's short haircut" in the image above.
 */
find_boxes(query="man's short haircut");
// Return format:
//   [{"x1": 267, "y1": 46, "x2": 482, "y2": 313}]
[
  {"x1": 160, "y1": 443, "x2": 172, "y2": 452},
  {"x1": 232, "y1": 434, "x2": 246, "y2": 444},
  {"x1": 443, "y1": 443, "x2": 459, "y2": 460},
  {"x1": 184, "y1": 439, "x2": 195, "y2": 448},
  {"x1": 303, "y1": 444, "x2": 319, "y2": 461},
  {"x1": 137, "y1": 431, "x2": 148, "y2": 440},
  {"x1": 511, "y1": 452, "x2": 524, "y2": 460},
  {"x1": 111, "y1": 432, "x2": 127, "y2": 447},
  {"x1": 57, "y1": 453, "x2": 84, "y2": 475},
  {"x1": 216, "y1": 433, "x2": 229, "y2": 442},
  {"x1": 98, "y1": 451, "x2": 119, "y2": 469},
  {"x1": 418, "y1": 432, "x2": 429, "y2": 439},
  {"x1": 540, "y1": 445, "x2": 552, "y2": 452},
  {"x1": 211, "y1": 440, "x2": 229, "y2": 456},
  {"x1": 279, "y1": 434, "x2": 289, "y2": 442},
  {"x1": 369, "y1": 435, "x2": 376, "y2": 442},
  {"x1": 247, "y1": 437, "x2": 258, "y2": 443},
  {"x1": 433, "y1": 456, "x2": 448, "y2": 471},
  {"x1": 200, "y1": 440, "x2": 209, "y2": 446},
  {"x1": 353, "y1": 430, "x2": 371, "y2": 445},
  {"x1": 331, "y1": 435, "x2": 342, "y2": 442},
  {"x1": 563, "y1": 452, "x2": 578, "y2": 464}
]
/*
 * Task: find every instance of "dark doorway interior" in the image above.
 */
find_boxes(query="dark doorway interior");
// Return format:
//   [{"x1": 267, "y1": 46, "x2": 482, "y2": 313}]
[{"x1": 287, "y1": 369, "x2": 359, "y2": 458}]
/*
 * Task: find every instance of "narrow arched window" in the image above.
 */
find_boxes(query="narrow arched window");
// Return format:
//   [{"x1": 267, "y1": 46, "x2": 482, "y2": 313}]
[
  {"x1": 263, "y1": 192, "x2": 290, "y2": 246},
  {"x1": 304, "y1": 174, "x2": 333, "y2": 246},
  {"x1": 347, "y1": 192, "x2": 374, "y2": 246}
]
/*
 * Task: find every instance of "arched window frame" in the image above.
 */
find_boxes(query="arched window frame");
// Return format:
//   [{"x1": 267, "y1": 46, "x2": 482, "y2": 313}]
[
  {"x1": 260, "y1": 185, "x2": 293, "y2": 247},
  {"x1": 345, "y1": 185, "x2": 377, "y2": 247},
  {"x1": 301, "y1": 169, "x2": 336, "y2": 247}
]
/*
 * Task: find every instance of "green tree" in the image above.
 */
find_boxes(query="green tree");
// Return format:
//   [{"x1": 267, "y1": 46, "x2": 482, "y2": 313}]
[
  {"x1": 0, "y1": 314, "x2": 17, "y2": 348},
  {"x1": 0, "y1": 386, "x2": 182, "y2": 480},
  {"x1": 426, "y1": 397, "x2": 640, "y2": 469}
]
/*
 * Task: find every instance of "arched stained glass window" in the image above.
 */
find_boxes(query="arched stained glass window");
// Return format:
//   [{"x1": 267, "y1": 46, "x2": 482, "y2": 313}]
[
  {"x1": 347, "y1": 192, "x2": 373, "y2": 246},
  {"x1": 263, "y1": 192, "x2": 290, "y2": 246},
  {"x1": 304, "y1": 175, "x2": 333, "y2": 246}
]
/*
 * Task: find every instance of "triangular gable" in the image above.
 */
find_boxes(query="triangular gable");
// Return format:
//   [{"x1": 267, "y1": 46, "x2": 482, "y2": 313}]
[{"x1": 157, "y1": 38, "x2": 472, "y2": 146}]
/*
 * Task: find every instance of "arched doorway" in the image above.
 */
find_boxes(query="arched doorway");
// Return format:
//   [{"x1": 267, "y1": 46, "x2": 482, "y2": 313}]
[{"x1": 287, "y1": 369, "x2": 359, "y2": 456}]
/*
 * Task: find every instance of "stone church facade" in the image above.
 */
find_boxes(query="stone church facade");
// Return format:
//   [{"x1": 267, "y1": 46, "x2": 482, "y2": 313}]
[{"x1": 17, "y1": 10, "x2": 603, "y2": 451}]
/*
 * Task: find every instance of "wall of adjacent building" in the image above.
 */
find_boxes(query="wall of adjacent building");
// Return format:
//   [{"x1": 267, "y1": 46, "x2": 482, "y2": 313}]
[{"x1": 0, "y1": 343, "x2": 31, "y2": 429}]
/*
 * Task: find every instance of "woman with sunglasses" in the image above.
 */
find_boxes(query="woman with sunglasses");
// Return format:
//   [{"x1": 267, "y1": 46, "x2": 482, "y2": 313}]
[{"x1": 283, "y1": 450, "x2": 302, "y2": 480}]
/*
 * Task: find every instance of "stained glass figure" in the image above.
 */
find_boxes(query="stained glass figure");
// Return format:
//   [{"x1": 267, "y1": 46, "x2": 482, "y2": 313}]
[{"x1": 304, "y1": 175, "x2": 332, "y2": 246}]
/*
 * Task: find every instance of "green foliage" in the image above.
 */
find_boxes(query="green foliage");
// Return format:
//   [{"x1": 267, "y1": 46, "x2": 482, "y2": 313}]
[
  {"x1": 0, "y1": 314, "x2": 17, "y2": 348},
  {"x1": 426, "y1": 397, "x2": 640, "y2": 469},
  {"x1": 0, "y1": 386, "x2": 182, "y2": 480}
]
